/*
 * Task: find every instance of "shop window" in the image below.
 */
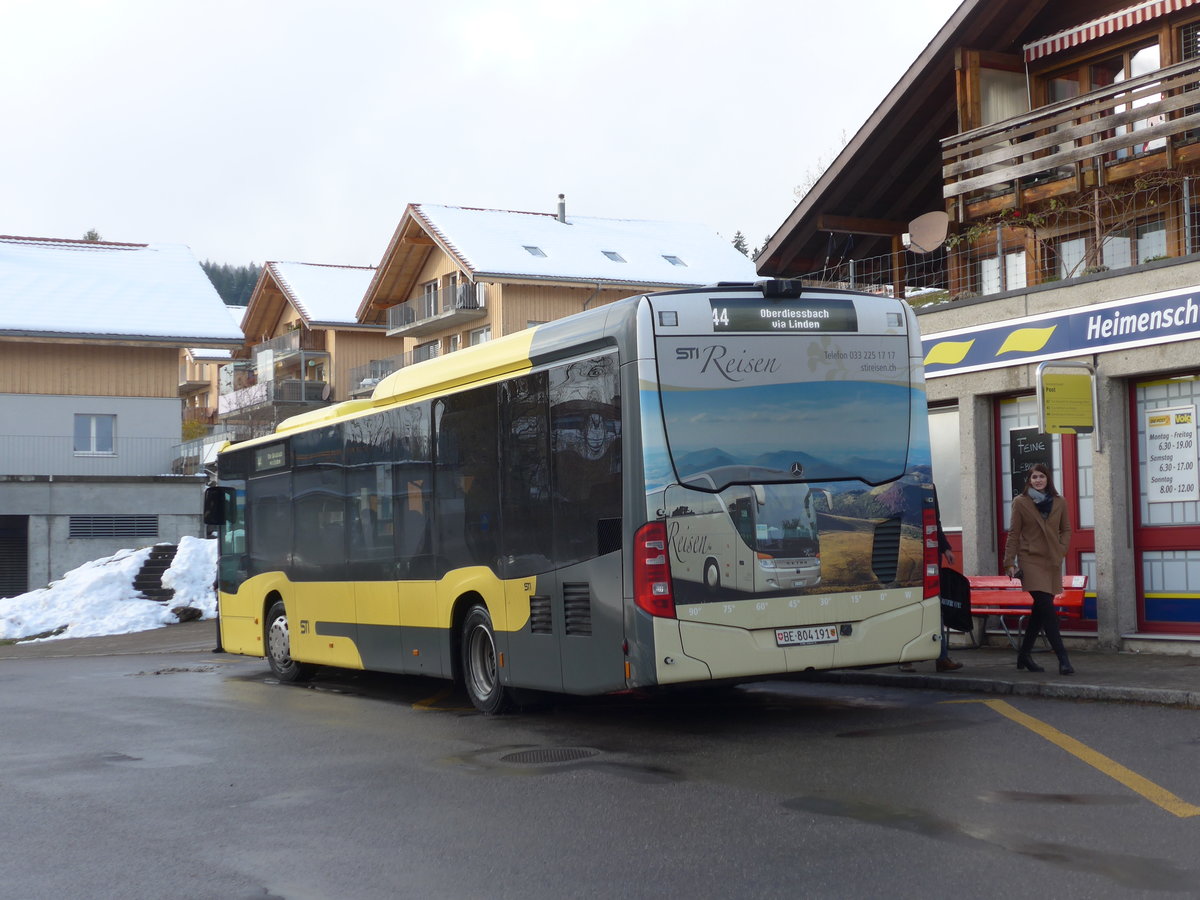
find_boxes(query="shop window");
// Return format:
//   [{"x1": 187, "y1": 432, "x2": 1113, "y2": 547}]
[
  {"x1": 929, "y1": 406, "x2": 961, "y2": 531},
  {"x1": 1133, "y1": 376, "x2": 1200, "y2": 629}
]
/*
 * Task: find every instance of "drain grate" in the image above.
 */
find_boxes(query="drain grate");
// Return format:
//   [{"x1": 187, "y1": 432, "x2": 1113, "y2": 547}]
[{"x1": 499, "y1": 747, "x2": 599, "y2": 765}]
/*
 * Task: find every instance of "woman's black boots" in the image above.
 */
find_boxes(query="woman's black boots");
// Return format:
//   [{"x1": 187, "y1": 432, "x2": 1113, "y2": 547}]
[{"x1": 1016, "y1": 654, "x2": 1044, "y2": 672}]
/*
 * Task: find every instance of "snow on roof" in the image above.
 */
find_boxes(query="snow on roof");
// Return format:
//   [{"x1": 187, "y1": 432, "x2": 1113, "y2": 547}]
[
  {"x1": 189, "y1": 306, "x2": 246, "y2": 358},
  {"x1": 0, "y1": 236, "x2": 245, "y2": 344},
  {"x1": 267, "y1": 261, "x2": 376, "y2": 325},
  {"x1": 414, "y1": 204, "x2": 759, "y2": 287}
]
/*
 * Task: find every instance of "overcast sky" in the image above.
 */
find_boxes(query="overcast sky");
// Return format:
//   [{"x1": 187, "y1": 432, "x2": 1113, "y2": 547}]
[{"x1": 1, "y1": 0, "x2": 962, "y2": 268}]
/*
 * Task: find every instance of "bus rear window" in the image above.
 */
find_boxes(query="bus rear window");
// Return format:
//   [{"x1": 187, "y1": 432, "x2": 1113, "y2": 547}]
[{"x1": 656, "y1": 333, "x2": 914, "y2": 488}]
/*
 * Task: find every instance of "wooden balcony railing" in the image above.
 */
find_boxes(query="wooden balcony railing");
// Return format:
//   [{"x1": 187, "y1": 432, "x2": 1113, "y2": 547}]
[{"x1": 943, "y1": 57, "x2": 1200, "y2": 207}]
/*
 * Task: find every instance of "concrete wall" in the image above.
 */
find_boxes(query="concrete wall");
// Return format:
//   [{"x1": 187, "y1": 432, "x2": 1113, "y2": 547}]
[{"x1": 0, "y1": 475, "x2": 206, "y2": 593}]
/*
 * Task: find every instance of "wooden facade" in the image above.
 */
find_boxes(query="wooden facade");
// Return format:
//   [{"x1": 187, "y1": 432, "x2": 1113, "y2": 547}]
[{"x1": 1, "y1": 341, "x2": 178, "y2": 398}]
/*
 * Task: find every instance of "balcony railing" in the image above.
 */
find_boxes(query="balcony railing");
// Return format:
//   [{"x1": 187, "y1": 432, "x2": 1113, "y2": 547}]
[
  {"x1": 347, "y1": 345, "x2": 443, "y2": 397},
  {"x1": 252, "y1": 329, "x2": 326, "y2": 357},
  {"x1": 217, "y1": 378, "x2": 330, "y2": 416},
  {"x1": 943, "y1": 57, "x2": 1200, "y2": 208},
  {"x1": 0, "y1": 435, "x2": 179, "y2": 477},
  {"x1": 798, "y1": 175, "x2": 1200, "y2": 302},
  {"x1": 387, "y1": 282, "x2": 487, "y2": 336},
  {"x1": 172, "y1": 428, "x2": 245, "y2": 475}
]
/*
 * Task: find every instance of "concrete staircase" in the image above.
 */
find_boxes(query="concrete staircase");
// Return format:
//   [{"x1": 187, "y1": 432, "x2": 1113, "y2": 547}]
[{"x1": 133, "y1": 544, "x2": 178, "y2": 604}]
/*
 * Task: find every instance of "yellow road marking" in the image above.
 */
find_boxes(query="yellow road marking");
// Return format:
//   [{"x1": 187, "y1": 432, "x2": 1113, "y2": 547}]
[
  {"x1": 412, "y1": 686, "x2": 472, "y2": 712},
  {"x1": 963, "y1": 698, "x2": 1200, "y2": 818}
]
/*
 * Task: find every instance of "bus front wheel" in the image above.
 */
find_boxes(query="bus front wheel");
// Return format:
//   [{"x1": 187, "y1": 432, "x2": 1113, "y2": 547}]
[
  {"x1": 461, "y1": 604, "x2": 510, "y2": 715},
  {"x1": 265, "y1": 600, "x2": 312, "y2": 683}
]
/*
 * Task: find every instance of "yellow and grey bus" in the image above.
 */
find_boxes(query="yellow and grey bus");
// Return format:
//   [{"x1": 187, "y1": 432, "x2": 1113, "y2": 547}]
[{"x1": 205, "y1": 280, "x2": 942, "y2": 713}]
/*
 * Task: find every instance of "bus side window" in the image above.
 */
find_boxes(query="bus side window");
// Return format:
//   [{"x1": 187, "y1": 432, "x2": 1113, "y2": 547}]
[{"x1": 730, "y1": 494, "x2": 755, "y2": 548}]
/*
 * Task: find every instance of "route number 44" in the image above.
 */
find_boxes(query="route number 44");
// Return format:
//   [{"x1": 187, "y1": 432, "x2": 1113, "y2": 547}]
[{"x1": 712, "y1": 308, "x2": 729, "y2": 328}]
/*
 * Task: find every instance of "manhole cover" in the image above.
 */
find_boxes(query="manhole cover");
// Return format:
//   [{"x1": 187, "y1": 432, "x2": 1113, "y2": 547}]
[{"x1": 499, "y1": 747, "x2": 599, "y2": 765}]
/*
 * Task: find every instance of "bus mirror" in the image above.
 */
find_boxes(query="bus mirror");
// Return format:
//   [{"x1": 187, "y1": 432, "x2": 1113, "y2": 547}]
[
  {"x1": 203, "y1": 487, "x2": 236, "y2": 527},
  {"x1": 203, "y1": 487, "x2": 224, "y2": 527},
  {"x1": 752, "y1": 485, "x2": 766, "y2": 507},
  {"x1": 816, "y1": 489, "x2": 833, "y2": 511}
]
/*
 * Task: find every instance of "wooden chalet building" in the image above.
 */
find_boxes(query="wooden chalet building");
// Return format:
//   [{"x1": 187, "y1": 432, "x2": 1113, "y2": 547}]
[
  {"x1": 759, "y1": 0, "x2": 1200, "y2": 651},
  {"x1": 354, "y1": 199, "x2": 759, "y2": 386}
]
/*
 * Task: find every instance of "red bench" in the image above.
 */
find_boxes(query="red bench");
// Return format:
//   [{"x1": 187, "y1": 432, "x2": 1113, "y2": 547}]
[{"x1": 963, "y1": 574, "x2": 1088, "y2": 649}]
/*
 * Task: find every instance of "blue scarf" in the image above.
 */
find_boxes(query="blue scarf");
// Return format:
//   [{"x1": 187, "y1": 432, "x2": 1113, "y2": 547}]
[{"x1": 1028, "y1": 487, "x2": 1053, "y2": 519}]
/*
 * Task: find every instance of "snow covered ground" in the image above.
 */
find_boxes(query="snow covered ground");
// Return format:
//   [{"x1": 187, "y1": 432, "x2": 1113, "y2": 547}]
[{"x1": 0, "y1": 536, "x2": 217, "y2": 642}]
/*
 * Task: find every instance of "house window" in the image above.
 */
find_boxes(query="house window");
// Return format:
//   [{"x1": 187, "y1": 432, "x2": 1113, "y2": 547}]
[
  {"x1": 602, "y1": 251, "x2": 626, "y2": 263},
  {"x1": 447, "y1": 334, "x2": 460, "y2": 353},
  {"x1": 413, "y1": 340, "x2": 439, "y2": 364},
  {"x1": 975, "y1": 250, "x2": 1026, "y2": 295},
  {"x1": 469, "y1": 325, "x2": 492, "y2": 346},
  {"x1": 662, "y1": 255, "x2": 687, "y2": 267},
  {"x1": 523, "y1": 245, "x2": 546, "y2": 257},
  {"x1": 444, "y1": 272, "x2": 459, "y2": 307},
  {"x1": 1050, "y1": 218, "x2": 1167, "y2": 277},
  {"x1": 74, "y1": 414, "x2": 115, "y2": 455}
]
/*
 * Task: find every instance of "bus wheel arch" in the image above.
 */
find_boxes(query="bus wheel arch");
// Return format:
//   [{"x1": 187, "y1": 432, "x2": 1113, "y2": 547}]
[
  {"x1": 264, "y1": 594, "x2": 313, "y2": 683},
  {"x1": 456, "y1": 596, "x2": 511, "y2": 715}
]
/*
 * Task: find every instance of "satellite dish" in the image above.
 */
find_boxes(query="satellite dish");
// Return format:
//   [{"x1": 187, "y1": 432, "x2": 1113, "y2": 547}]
[
  {"x1": 321, "y1": 383, "x2": 332, "y2": 401},
  {"x1": 906, "y1": 211, "x2": 950, "y2": 254}
]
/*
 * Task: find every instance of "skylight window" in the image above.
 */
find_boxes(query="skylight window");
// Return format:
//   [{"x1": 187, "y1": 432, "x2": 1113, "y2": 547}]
[
  {"x1": 523, "y1": 245, "x2": 547, "y2": 257},
  {"x1": 602, "y1": 251, "x2": 626, "y2": 263},
  {"x1": 662, "y1": 255, "x2": 687, "y2": 267}
]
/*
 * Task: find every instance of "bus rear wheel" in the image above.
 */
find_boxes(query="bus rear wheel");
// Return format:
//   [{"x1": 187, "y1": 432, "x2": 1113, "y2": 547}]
[
  {"x1": 704, "y1": 558, "x2": 721, "y2": 593},
  {"x1": 461, "y1": 604, "x2": 510, "y2": 715},
  {"x1": 265, "y1": 600, "x2": 312, "y2": 683}
]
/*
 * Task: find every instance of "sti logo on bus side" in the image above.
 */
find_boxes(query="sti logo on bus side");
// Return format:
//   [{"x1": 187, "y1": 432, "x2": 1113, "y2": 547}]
[{"x1": 676, "y1": 345, "x2": 782, "y2": 383}]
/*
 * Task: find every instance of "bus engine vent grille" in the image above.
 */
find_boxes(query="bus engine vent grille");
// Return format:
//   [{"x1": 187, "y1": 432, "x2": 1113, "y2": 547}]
[
  {"x1": 530, "y1": 594, "x2": 553, "y2": 634},
  {"x1": 563, "y1": 583, "x2": 592, "y2": 636},
  {"x1": 870, "y1": 516, "x2": 903, "y2": 584},
  {"x1": 596, "y1": 517, "x2": 622, "y2": 556}
]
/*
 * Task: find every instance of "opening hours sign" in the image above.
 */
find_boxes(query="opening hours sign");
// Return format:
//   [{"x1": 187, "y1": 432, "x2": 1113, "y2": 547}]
[{"x1": 1145, "y1": 406, "x2": 1198, "y2": 503}]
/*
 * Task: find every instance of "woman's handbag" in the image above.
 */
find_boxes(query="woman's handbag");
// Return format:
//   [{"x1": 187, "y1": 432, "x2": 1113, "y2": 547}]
[{"x1": 939, "y1": 567, "x2": 973, "y2": 632}]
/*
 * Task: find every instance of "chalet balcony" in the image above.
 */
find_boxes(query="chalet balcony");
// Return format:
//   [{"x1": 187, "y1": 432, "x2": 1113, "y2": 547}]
[
  {"x1": 943, "y1": 56, "x2": 1200, "y2": 216},
  {"x1": 217, "y1": 378, "x2": 330, "y2": 416},
  {"x1": 252, "y1": 328, "x2": 326, "y2": 358},
  {"x1": 796, "y1": 58, "x2": 1200, "y2": 303},
  {"x1": 387, "y1": 282, "x2": 487, "y2": 337}
]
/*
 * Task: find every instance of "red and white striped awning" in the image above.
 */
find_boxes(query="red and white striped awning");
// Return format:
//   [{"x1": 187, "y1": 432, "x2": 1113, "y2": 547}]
[{"x1": 1023, "y1": 0, "x2": 1199, "y2": 62}]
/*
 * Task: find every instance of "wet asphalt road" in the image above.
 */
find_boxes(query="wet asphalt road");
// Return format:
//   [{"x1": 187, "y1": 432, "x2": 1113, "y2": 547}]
[{"x1": 2, "y1": 629, "x2": 1199, "y2": 899}]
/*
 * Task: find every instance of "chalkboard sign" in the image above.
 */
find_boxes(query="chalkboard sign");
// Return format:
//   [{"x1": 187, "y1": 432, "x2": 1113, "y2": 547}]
[{"x1": 1010, "y1": 427, "x2": 1052, "y2": 498}]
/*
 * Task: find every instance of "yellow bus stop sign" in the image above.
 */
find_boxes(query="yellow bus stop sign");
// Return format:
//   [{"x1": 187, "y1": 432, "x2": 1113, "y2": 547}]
[{"x1": 1042, "y1": 371, "x2": 1094, "y2": 434}]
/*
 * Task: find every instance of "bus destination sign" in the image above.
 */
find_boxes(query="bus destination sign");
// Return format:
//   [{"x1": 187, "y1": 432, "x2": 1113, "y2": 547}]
[{"x1": 710, "y1": 298, "x2": 858, "y2": 333}]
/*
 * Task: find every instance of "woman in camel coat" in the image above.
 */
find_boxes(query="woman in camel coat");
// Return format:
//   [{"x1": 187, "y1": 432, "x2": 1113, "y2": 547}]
[{"x1": 1003, "y1": 462, "x2": 1074, "y2": 674}]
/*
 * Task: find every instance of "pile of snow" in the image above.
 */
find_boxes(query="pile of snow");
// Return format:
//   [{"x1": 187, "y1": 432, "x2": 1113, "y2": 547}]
[{"x1": 0, "y1": 536, "x2": 217, "y2": 642}]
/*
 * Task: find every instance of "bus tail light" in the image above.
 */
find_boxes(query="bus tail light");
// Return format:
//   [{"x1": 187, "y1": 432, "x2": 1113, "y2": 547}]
[
  {"x1": 634, "y1": 521, "x2": 675, "y2": 618},
  {"x1": 923, "y1": 505, "x2": 940, "y2": 599}
]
